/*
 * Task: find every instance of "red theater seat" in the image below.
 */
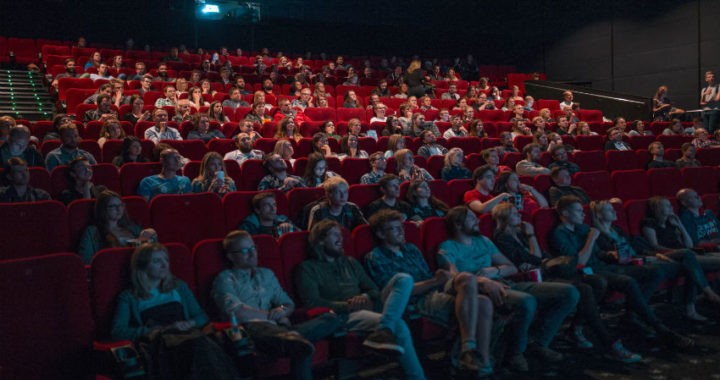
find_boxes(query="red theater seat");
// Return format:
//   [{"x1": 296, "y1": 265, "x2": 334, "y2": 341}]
[
  {"x1": 349, "y1": 183, "x2": 382, "y2": 210},
  {"x1": 682, "y1": 167, "x2": 719, "y2": 195},
  {"x1": 0, "y1": 201, "x2": 70, "y2": 260},
  {"x1": 647, "y1": 167, "x2": 683, "y2": 197},
  {"x1": 606, "y1": 150, "x2": 640, "y2": 171},
  {"x1": 572, "y1": 150, "x2": 605, "y2": 172},
  {"x1": 150, "y1": 193, "x2": 225, "y2": 249},
  {"x1": 119, "y1": 162, "x2": 162, "y2": 196},
  {"x1": 223, "y1": 190, "x2": 288, "y2": 232},
  {"x1": 612, "y1": 170, "x2": 650, "y2": 201},
  {"x1": 573, "y1": 171, "x2": 614, "y2": 201}
]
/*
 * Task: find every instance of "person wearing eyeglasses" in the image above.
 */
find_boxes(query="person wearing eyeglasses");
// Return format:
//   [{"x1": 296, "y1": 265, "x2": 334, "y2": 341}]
[{"x1": 213, "y1": 230, "x2": 340, "y2": 380}]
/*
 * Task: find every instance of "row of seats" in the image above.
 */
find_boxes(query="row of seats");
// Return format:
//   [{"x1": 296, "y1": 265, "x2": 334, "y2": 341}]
[{"x1": 3, "y1": 165, "x2": 719, "y2": 260}]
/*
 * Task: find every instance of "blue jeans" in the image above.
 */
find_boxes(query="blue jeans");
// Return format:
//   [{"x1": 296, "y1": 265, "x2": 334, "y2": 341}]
[
  {"x1": 703, "y1": 109, "x2": 720, "y2": 134},
  {"x1": 506, "y1": 282, "x2": 579, "y2": 354},
  {"x1": 656, "y1": 249, "x2": 720, "y2": 304},
  {"x1": 346, "y1": 273, "x2": 426, "y2": 380}
]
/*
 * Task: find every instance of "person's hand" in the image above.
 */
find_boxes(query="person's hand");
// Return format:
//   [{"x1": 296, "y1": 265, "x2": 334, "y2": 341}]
[
  {"x1": 139, "y1": 228, "x2": 157, "y2": 241},
  {"x1": 479, "y1": 279, "x2": 508, "y2": 306},
  {"x1": 141, "y1": 110, "x2": 151, "y2": 121},
  {"x1": 158, "y1": 121, "x2": 167, "y2": 132},
  {"x1": 283, "y1": 177, "x2": 298, "y2": 186},
  {"x1": 519, "y1": 183, "x2": 533, "y2": 192},
  {"x1": 100, "y1": 113, "x2": 115, "y2": 122},
  {"x1": 521, "y1": 221, "x2": 535, "y2": 236},
  {"x1": 498, "y1": 192, "x2": 513, "y2": 202},
  {"x1": 655, "y1": 253, "x2": 676, "y2": 263},
  {"x1": 434, "y1": 269, "x2": 453, "y2": 284},
  {"x1": 322, "y1": 145, "x2": 332, "y2": 156},
  {"x1": 667, "y1": 214, "x2": 681, "y2": 227},
  {"x1": 278, "y1": 223, "x2": 293, "y2": 234},
  {"x1": 459, "y1": 127, "x2": 468, "y2": 134},
  {"x1": 347, "y1": 295, "x2": 373, "y2": 311},
  {"x1": 164, "y1": 320, "x2": 193, "y2": 331},
  {"x1": 268, "y1": 306, "x2": 287, "y2": 322},
  {"x1": 606, "y1": 250, "x2": 619, "y2": 260},
  {"x1": 588, "y1": 227, "x2": 600, "y2": 240}
]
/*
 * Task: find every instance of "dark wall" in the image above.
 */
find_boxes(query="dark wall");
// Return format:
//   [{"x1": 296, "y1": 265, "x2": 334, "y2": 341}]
[{"x1": 520, "y1": 0, "x2": 720, "y2": 110}]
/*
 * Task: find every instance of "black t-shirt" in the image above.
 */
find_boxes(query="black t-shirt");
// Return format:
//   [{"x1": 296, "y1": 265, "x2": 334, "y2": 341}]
[{"x1": 640, "y1": 218, "x2": 684, "y2": 249}]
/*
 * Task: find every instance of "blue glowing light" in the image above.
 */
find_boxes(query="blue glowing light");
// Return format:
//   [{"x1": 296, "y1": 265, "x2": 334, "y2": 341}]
[{"x1": 201, "y1": 4, "x2": 220, "y2": 13}]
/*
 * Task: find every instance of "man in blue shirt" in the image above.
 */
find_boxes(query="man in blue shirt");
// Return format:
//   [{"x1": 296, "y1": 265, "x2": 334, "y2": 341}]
[
  {"x1": 677, "y1": 188, "x2": 720, "y2": 246},
  {"x1": 364, "y1": 209, "x2": 494, "y2": 376},
  {"x1": 137, "y1": 148, "x2": 191, "y2": 201},
  {"x1": 438, "y1": 206, "x2": 578, "y2": 372},
  {"x1": 45, "y1": 123, "x2": 97, "y2": 171}
]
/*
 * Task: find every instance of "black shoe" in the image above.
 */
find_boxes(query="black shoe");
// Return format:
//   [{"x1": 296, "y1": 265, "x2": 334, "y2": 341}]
[
  {"x1": 362, "y1": 328, "x2": 405, "y2": 356},
  {"x1": 279, "y1": 332, "x2": 315, "y2": 357},
  {"x1": 661, "y1": 330, "x2": 694, "y2": 350},
  {"x1": 621, "y1": 314, "x2": 656, "y2": 338}
]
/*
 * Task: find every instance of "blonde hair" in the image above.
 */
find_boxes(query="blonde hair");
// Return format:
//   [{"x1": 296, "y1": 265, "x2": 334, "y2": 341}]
[
  {"x1": 323, "y1": 176, "x2": 348, "y2": 193},
  {"x1": 273, "y1": 139, "x2": 293, "y2": 159},
  {"x1": 491, "y1": 203, "x2": 515, "y2": 233},
  {"x1": 394, "y1": 148, "x2": 413, "y2": 169},
  {"x1": 387, "y1": 134, "x2": 404, "y2": 153},
  {"x1": 195, "y1": 151, "x2": 227, "y2": 182},
  {"x1": 444, "y1": 147, "x2": 464, "y2": 169},
  {"x1": 130, "y1": 243, "x2": 177, "y2": 300}
]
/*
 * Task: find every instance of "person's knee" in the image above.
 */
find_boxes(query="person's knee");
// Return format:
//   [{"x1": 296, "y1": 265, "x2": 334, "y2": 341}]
[
  {"x1": 477, "y1": 295, "x2": 493, "y2": 317},
  {"x1": 514, "y1": 293, "x2": 537, "y2": 317},
  {"x1": 563, "y1": 285, "x2": 581, "y2": 306},
  {"x1": 454, "y1": 272, "x2": 477, "y2": 293},
  {"x1": 390, "y1": 272, "x2": 414, "y2": 291}
]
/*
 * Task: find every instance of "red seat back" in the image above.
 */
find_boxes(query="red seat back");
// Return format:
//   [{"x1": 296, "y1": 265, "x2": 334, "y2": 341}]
[
  {"x1": 532, "y1": 208, "x2": 559, "y2": 251},
  {"x1": 605, "y1": 150, "x2": 640, "y2": 171},
  {"x1": 0, "y1": 254, "x2": 94, "y2": 379},
  {"x1": 573, "y1": 171, "x2": 614, "y2": 201},
  {"x1": 612, "y1": 170, "x2": 650, "y2": 201},
  {"x1": 574, "y1": 135, "x2": 604, "y2": 151},
  {"x1": 647, "y1": 167, "x2": 683, "y2": 197},
  {"x1": 572, "y1": 150, "x2": 605, "y2": 172},
  {"x1": 223, "y1": 190, "x2": 288, "y2": 233},
  {"x1": 682, "y1": 167, "x2": 719, "y2": 195},
  {"x1": 0, "y1": 201, "x2": 70, "y2": 260},
  {"x1": 348, "y1": 183, "x2": 382, "y2": 210},
  {"x1": 119, "y1": 162, "x2": 162, "y2": 196},
  {"x1": 239, "y1": 159, "x2": 266, "y2": 190},
  {"x1": 150, "y1": 193, "x2": 225, "y2": 248}
]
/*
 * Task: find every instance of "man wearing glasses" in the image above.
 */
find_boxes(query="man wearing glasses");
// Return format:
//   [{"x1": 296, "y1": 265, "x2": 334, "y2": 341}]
[{"x1": 213, "y1": 230, "x2": 340, "y2": 380}]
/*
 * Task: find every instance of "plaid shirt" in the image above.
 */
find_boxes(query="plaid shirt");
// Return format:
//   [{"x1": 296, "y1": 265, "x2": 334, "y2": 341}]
[
  {"x1": 360, "y1": 170, "x2": 384, "y2": 184},
  {"x1": 257, "y1": 174, "x2": 306, "y2": 193},
  {"x1": 365, "y1": 243, "x2": 433, "y2": 289}
]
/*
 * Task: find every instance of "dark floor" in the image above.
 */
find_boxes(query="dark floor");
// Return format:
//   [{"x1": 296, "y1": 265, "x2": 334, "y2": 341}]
[{"x1": 356, "y1": 296, "x2": 720, "y2": 380}]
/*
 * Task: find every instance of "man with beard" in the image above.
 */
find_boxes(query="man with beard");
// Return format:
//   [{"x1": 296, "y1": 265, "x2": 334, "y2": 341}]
[
  {"x1": 46, "y1": 123, "x2": 97, "y2": 171},
  {"x1": 52, "y1": 58, "x2": 78, "y2": 89},
  {"x1": 83, "y1": 94, "x2": 118, "y2": 123},
  {"x1": 224, "y1": 132, "x2": 264, "y2": 166}
]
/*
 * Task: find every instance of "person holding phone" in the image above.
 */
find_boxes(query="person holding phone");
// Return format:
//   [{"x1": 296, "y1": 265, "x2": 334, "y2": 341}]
[{"x1": 191, "y1": 152, "x2": 236, "y2": 194}]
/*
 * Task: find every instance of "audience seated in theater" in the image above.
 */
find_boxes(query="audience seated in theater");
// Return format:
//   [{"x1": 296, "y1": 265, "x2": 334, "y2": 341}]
[
  {"x1": 662, "y1": 119, "x2": 689, "y2": 136},
  {"x1": 199, "y1": 79, "x2": 216, "y2": 98},
  {"x1": 320, "y1": 120, "x2": 341, "y2": 140},
  {"x1": 366, "y1": 94, "x2": 381, "y2": 111},
  {"x1": 409, "y1": 112, "x2": 440, "y2": 138},
  {"x1": 393, "y1": 83, "x2": 409, "y2": 99},
  {"x1": 383, "y1": 134, "x2": 403, "y2": 159},
  {"x1": 343, "y1": 90, "x2": 362, "y2": 109},
  {"x1": 441, "y1": 147, "x2": 471, "y2": 181},
  {"x1": 189, "y1": 116, "x2": 221, "y2": 144},
  {"x1": 212, "y1": 230, "x2": 340, "y2": 380},
  {"x1": 77, "y1": 190, "x2": 156, "y2": 264},
  {"x1": 440, "y1": 82, "x2": 460, "y2": 100},
  {"x1": 509, "y1": 104, "x2": 528, "y2": 124},
  {"x1": 491, "y1": 203, "x2": 641, "y2": 363},
  {"x1": 547, "y1": 144, "x2": 580, "y2": 175},
  {"x1": 307, "y1": 177, "x2": 366, "y2": 231},
  {"x1": 246, "y1": 101, "x2": 272, "y2": 125},
  {"x1": 338, "y1": 134, "x2": 368, "y2": 159},
  {"x1": 174, "y1": 78, "x2": 188, "y2": 97},
  {"x1": 83, "y1": 94, "x2": 118, "y2": 123},
  {"x1": 530, "y1": 116, "x2": 547, "y2": 134},
  {"x1": 97, "y1": 118, "x2": 125, "y2": 148},
  {"x1": 0, "y1": 157, "x2": 51, "y2": 203},
  {"x1": 188, "y1": 87, "x2": 209, "y2": 111},
  {"x1": 137, "y1": 148, "x2": 191, "y2": 201},
  {"x1": 537, "y1": 108, "x2": 555, "y2": 124},
  {"x1": 364, "y1": 174, "x2": 419, "y2": 222},
  {"x1": 83, "y1": 83, "x2": 113, "y2": 106},
  {"x1": 462, "y1": 106, "x2": 475, "y2": 124},
  {"x1": 406, "y1": 179, "x2": 449, "y2": 220},
  {"x1": 628, "y1": 120, "x2": 652, "y2": 137},
  {"x1": 290, "y1": 88, "x2": 313, "y2": 111},
  {"x1": 346, "y1": 118, "x2": 368, "y2": 138},
  {"x1": 498, "y1": 132, "x2": 518, "y2": 154},
  {"x1": 365, "y1": 209, "x2": 495, "y2": 376},
  {"x1": 510, "y1": 120, "x2": 531, "y2": 139},
  {"x1": 154, "y1": 85, "x2": 178, "y2": 108},
  {"x1": 46, "y1": 122, "x2": 98, "y2": 171},
  {"x1": 171, "y1": 99, "x2": 193, "y2": 124},
  {"x1": 420, "y1": 95, "x2": 437, "y2": 111},
  {"x1": 153, "y1": 63, "x2": 174, "y2": 82},
  {"x1": 111, "y1": 243, "x2": 241, "y2": 380},
  {"x1": 465, "y1": 165, "x2": 511, "y2": 215},
  {"x1": 443, "y1": 115, "x2": 469, "y2": 138},
  {"x1": 677, "y1": 189, "x2": 720, "y2": 248},
  {"x1": 258, "y1": 153, "x2": 306, "y2": 192},
  {"x1": 575, "y1": 121, "x2": 597, "y2": 136},
  {"x1": 515, "y1": 143, "x2": 550, "y2": 176},
  {"x1": 0, "y1": 124, "x2": 44, "y2": 168},
  {"x1": 548, "y1": 167, "x2": 590, "y2": 206},
  {"x1": 87, "y1": 62, "x2": 113, "y2": 81},
  {"x1": 533, "y1": 131, "x2": 549, "y2": 152},
  {"x1": 311, "y1": 133, "x2": 333, "y2": 157},
  {"x1": 395, "y1": 148, "x2": 433, "y2": 182},
  {"x1": 675, "y1": 143, "x2": 701, "y2": 168},
  {"x1": 191, "y1": 152, "x2": 237, "y2": 194},
  {"x1": 615, "y1": 196, "x2": 710, "y2": 322},
  {"x1": 59, "y1": 156, "x2": 107, "y2": 205},
  {"x1": 416, "y1": 130, "x2": 448, "y2": 159},
  {"x1": 51, "y1": 58, "x2": 78, "y2": 89},
  {"x1": 273, "y1": 139, "x2": 295, "y2": 165},
  {"x1": 380, "y1": 116, "x2": 402, "y2": 137},
  {"x1": 359, "y1": 152, "x2": 387, "y2": 185},
  {"x1": 440, "y1": 205, "x2": 580, "y2": 371},
  {"x1": 523, "y1": 95, "x2": 535, "y2": 111},
  {"x1": 691, "y1": 128, "x2": 719, "y2": 148},
  {"x1": 604, "y1": 127, "x2": 631, "y2": 151},
  {"x1": 273, "y1": 98, "x2": 298, "y2": 123},
  {"x1": 452, "y1": 98, "x2": 468, "y2": 112},
  {"x1": 296, "y1": 219, "x2": 427, "y2": 379},
  {"x1": 646, "y1": 142, "x2": 676, "y2": 169},
  {"x1": 144, "y1": 108, "x2": 182, "y2": 143},
  {"x1": 501, "y1": 98, "x2": 516, "y2": 113},
  {"x1": 559, "y1": 90, "x2": 574, "y2": 111},
  {"x1": 123, "y1": 95, "x2": 152, "y2": 125},
  {"x1": 112, "y1": 136, "x2": 148, "y2": 167},
  {"x1": 221, "y1": 132, "x2": 262, "y2": 167},
  {"x1": 207, "y1": 101, "x2": 231, "y2": 123},
  {"x1": 435, "y1": 108, "x2": 451, "y2": 124},
  {"x1": 303, "y1": 152, "x2": 338, "y2": 187},
  {"x1": 274, "y1": 116, "x2": 303, "y2": 143},
  {"x1": 369, "y1": 103, "x2": 388, "y2": 124},
  {"x1": 238, "y1": 192, "x2": 297, "y2": 237},
  {"x1": 109, "y1": 78, "x2": 130, "y2": 107},
  {"x1": 550, "y1": 196, "x2": 693, "y2": 349},
  {"x1": 371, "y1": 79, "x2": 390, "y2": 97},
  {"x1": 137, "y1": 75, "x2": 153, "y2": 96},
  {"x1": 0, "y1": 115, "x2": 14, "y2": 142},
  {"x1": 481, "y1": 148, "x2": 511, "y2": 175},
  {"x1": 494, "y1": 171, "x2": 548, "y2": 219}
]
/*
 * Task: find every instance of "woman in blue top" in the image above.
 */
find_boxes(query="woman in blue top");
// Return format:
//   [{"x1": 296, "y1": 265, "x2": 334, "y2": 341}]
[
  {"x1": 191, "y1": 152, "x2": 237, "y2": 194},
  {"x1": 111, "y1": 242, "x2": 241, "y2": 380},
  {"x1": 77, "y1": 190, "x2": 157, "y2": 264}
]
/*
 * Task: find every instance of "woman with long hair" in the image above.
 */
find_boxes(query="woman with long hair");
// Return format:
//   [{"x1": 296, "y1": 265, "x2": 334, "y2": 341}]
[
  {"x1": 494, "y1": 171, "x2": 548, "y2": 220},
  {"x1": 98, "y1": 118, "x2": 126, "y2": 148},
  {"x1": 191, "y1": 151, "x2": 236, "y2": 194},
  {"x1": 77, "y1": 190, "x2": 157, "y2": 264},
  {"x1": 274, "y1": 116, "x2": 303, "y2": 143},
  {"x1": 188, "y1": 86, "x2": 209, "y2": 110},
  {"x1": 123, "y1": 95, "x2": 151, "y2": 125},
  {"x1": 403, "y1": 59, "x2": 428, "y2": 98},
  {"x1": 111, "y1": 242, "x2": 241, "y2": 380},
  {"x1": 302, "y1": 152, "x2": 338, "y2": 187},
  {"x1": 342, "y1": 90, "x2": 362, "y2": 109},
  {"x1": 207, "y1": 101, "x2": 230, "y2": 123},
  {"x1": 338, "y1": 134, "x2": 368, "y2": 159},
  {"x1": 384, "y1": 133, "x2": 406, "y2": 159},
  {"x1": 405, "y1": 179, "x2": 448, "y2": 220},
  {"x1": 320, "y1": 120, "x2": 341, "y2": 140},
  {"x1": 112, "y1": 136, "x2": 148, "y2": 167},
  {"x1": 273, "y1": 139, "x2": 295, "y2": 164},
  {"x1": 188, "y1": 113, "x2": 224, "y2": 142},
  {"x1": 653, "y1": 85, "x2": 685, "y2": 121},
  {"x1": 395, "y1": 148, "x2": 433, "y2": 181}
]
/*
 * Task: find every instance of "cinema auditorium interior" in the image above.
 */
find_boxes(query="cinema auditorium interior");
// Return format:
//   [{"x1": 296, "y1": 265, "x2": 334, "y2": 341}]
[{"x1": 2, "y1": 0, "x2": 720, "y2": 379}]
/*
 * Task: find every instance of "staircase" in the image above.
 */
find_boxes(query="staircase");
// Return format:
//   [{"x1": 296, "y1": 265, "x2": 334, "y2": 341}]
[{"x1": 0, "y1": 69, "x2": 55, "y2": 121}]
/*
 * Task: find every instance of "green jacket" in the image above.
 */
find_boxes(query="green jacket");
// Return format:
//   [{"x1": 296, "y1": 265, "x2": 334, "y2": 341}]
[{"x1": 295, "y1": 246, "x2": 380, "y2": 314}]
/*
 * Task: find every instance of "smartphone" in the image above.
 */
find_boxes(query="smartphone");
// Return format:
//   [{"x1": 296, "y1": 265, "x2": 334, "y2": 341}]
[{"x1": 215, "y1": 171, "x2": 225, "y2": 180}]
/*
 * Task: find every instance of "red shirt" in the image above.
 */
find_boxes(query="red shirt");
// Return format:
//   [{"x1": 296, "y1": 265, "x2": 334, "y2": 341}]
[{"x1": 464, "y1": 189, "x2": 494, "y2": 208}]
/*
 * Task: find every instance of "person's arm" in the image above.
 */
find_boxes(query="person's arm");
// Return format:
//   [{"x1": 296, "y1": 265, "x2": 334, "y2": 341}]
[
  {"x1": 111, "y1": 291, "x2": 152, "y2": 341},
  {"x1": 485, "y1": 251, "x2": 518, "y2": 278},
  {"x1": 178, "y1": 281, "x2": 208, "y2": 327},
  {"x1": 522, "y1": 222, "x2": 542, "y2": 258},
  {"x1": 575, "y1": 228, "x2": 600, "y2": 265},
  {"x1": 548, "y1": 187, "x2": 562, "y2": 206},
  {"x1": 296, "y1": 263, "x2": 352, "y2": 313},
  {"x1": 521, "y1": 185, "x2": 548, "y2": 208},
  {"x1": 467, "y1": 192, "x2": 511, "y2": 214},
  {"x1": 642, "y1": 226, "x2": 673, "y2": 251},
  {"x1": 77, "y1": 226, "x2": 101, "y2": 265},
  {"x1": 667, "y1": 214, "x2": 694, "y2": 249}
]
